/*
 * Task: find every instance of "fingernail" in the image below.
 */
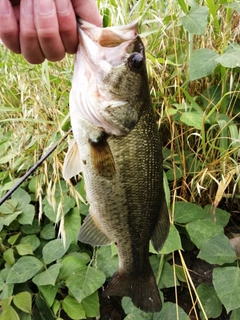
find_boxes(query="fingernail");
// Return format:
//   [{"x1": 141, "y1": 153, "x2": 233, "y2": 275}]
[
  {"x1": 22, "y1": 0, "x2": 33, "y2": 17},
  {"x1": 55, "y1": 0, "x2": 70, "y2": 14},
  {"x1": 0, "y1": 0, "x2": 10, "y2": 15},
  {"x1": 36, "y1": 0, "x2": 54, "y2": 16}
]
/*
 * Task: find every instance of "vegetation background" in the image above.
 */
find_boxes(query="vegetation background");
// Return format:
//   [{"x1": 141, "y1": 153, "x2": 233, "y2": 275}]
[{"x1": 0, "y1": 0, "x2": 240, "y2": 319}]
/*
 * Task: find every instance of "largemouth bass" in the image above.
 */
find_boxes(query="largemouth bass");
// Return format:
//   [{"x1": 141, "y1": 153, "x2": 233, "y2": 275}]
[{"x1": 63, "y1": 20, "x2": 169, "y2": 313}]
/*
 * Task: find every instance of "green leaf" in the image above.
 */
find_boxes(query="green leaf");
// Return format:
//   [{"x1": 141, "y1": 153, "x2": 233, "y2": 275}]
[
  {"x1": 158, "y1": 261, "x2": 178, "y2": 289},
  {"x1": 34, "y1": 295, "x2": 56, "y2": 320},
  {"x1": 122, "y1": 297, "x2": 154, "y2": 319},
  {"x1": 189, "y1": 48, "x2": 219, "y2": 80},
  {"x1": 174, "y1": 202, "x2": 205, "y2": 224},
  {"x1": 0, "y1": 305, "x2": 20, "y2": 320},
  {"x1": 59, "y1": 255, "x2": 86, "y2": 280},
  {"x1": 64, "y1": 207, "x2": 81, "y2": 245},
  {"x1": 15, "y1": 243, "x2": 33, "y2": 256},
  {"x1": 8, "y1": 232, "x2": 21, "y2": 245},
  {"x1": 198, "y1": 233, "x2": 236, "y2": 265},
  {"x1": 81, "y1": 291, "x2": 100, "y2": 318},
  {"x1": 186, "y1": 219, "x2": 223, "y2": 249},
  {"x1": 33, "y1": 263, "x2": 61, "y2": 286},
  {"x1": 62, "y1": 295, "x2": 86, "y2": 320},
  {"x1": 95, "y1": 245, "x2": 118, "y2": 278},
  {"x1": 2, "y1": 212, "x2": 21, "y2": 226},
  {"x1": 215, "y1": 44, "x2": 240, "y2": 68},
  {"x1": 203, "y1": 205, "x2": 230, "y2": 227},
  {"x1": 196, "y1": 284, "x2": 222, "y2": 319},
  {"x1": 231, "y1": 308, "x2": 240, "y2": 320},
  {"x1": 158, "y1": 302, "x2": 189, "y2": 320},
  {"x1": 66, "y1": 266, "x2": 106, "y2": 303},
  {"x1": 12, "y1": 188, "x2": 31, "y2": 206},
  {"x1": 6, "y1": 256, "x2": 43, "y2": 284},
  {"x1": 213, "y1": 267, "x2": 240, "y2": 313},
  {"x1": 0, "y1": 199, "x2": 18, "y2": 214},
  {"x1": 13, "y1": 291, "x2": 32, "y2": 314},
  {"x1": 42, "y1": 239, "x2": 69, "y2": 265},
  {"x1": 182, "y1": 6, "x2": 208, "y2": 35},
  {"x1": 20, "y1": 235, "x2": 40, "y2": 252},
  {"x1": 180, "y1": 112, "x2": 203, "y2": 130},
  {"x1": 3, "y1": 248, "x2": 15, "y2": 266},
  {"x1": 38, "y1": 285, "x2": 58, "y2": 307},
  {"x1": 159, "y1": 224, "x2": 182, "y2": 254},
  {"x1": 40, "y1": 223, "x2": 56, "y2": 240},
  {"x1": 17, "y1": 204, "x2": 35, "y2": 225},
  {"x1": 21, "y1": 219, "x2": 41, "y2": 235},
  {"x1": 0, "y1": 283, "x2": 14, "y2": 300}
]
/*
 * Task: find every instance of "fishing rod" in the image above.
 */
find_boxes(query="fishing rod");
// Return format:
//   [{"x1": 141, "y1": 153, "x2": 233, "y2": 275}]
[{"x1": 0, "y1": 128, "x2": 72, "y2": 206}]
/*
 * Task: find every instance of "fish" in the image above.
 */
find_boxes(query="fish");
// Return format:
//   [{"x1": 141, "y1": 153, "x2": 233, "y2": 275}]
[{"x1": 63, "y1": 19, "x2": 170, "y2": 313}]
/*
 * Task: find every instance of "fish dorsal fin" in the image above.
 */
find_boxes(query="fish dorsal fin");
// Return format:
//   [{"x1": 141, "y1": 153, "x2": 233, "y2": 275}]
[
  {"x1": 151, "y1": 199, "x2": 170, "y2": 252},
  {"x1": 78, "y1": 213, "x2": 111, "y2": 246},
  {"x1": 63, "y1": 139, "x2": 81, "y2": 180},
  {"x1": 89, "y1": 133, "x2": 115, "y2": 178}
]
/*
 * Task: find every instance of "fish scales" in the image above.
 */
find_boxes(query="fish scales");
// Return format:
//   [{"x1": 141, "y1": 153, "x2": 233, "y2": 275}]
[{"x1": 63, "y1": 20, "x2": 170, "y2": 313}]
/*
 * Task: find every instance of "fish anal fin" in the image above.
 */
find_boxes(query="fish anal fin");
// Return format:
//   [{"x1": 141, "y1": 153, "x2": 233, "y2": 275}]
[
  {"x1": 89, "y1": 133, "x2": 115, "y2": 178},
  {"x1": 78, "y1": 213, "x2": 111, "y2": 246},
  {"x1": 63, "y1": 139, "x2": 81, "y2": 180},
  {"x1": 103, "y1": 267, "x2": 162, "y2": 313},
  {"x1": 151, "y1": 199, "x2": 170, "y2": 252}
]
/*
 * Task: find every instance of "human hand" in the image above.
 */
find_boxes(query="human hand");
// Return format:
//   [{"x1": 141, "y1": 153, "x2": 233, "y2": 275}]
[{"x1": 0, "y1": 0, "x2": 102, "y2": 64}]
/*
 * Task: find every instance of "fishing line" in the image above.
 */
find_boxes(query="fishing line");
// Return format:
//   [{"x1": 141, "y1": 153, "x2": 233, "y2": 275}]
[{"x1": 0, "y1": 129, "x2": 72, "y2": 206}]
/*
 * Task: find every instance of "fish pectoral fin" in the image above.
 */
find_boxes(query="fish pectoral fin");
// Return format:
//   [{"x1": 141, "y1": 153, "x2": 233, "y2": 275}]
[
  {"x1": 78, "y1": 213, "x2": 111, "y2": 246},
  {"x1": 151, "y1": 199, "x2": 170, "y2": 252},
  {"x1": 89, "y1": 133, "x2": 115, "y2": 178},
  {"x1": 63, "y1": 139, "x2": 82, "y2": 180}
]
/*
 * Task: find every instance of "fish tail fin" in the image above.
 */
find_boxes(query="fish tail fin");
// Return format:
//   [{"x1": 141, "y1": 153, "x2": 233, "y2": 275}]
[{"x1": 102, "y1": 267, "x2": 162, "y2": 313}]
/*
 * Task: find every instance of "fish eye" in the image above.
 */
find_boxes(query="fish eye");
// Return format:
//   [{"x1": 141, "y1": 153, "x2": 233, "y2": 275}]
[{"x1": 128, "y1": 53, "x2": 144, "y2": 71}]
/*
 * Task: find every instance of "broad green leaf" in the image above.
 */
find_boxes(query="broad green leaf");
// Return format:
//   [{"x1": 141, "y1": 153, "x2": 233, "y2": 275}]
[
  {"x1": 81, "y1": 291, "x2": 100, "y2": 318},
  {"x1": 21, "y1": 219, "x2": 41, "y2": 235},
  {"x1": 38, "y1": 285, "x2": 58, "y2": 307},
  {"x1": 231, "y1": 308, "x2": 240, "y2": 320},
  {"x1": 189, "y1": 48, "x2": 219, "y2": 80},
  {"x1": 124, "y1": 314, "x2": 145, "y2": 320},
  {"x1": 13, "y1": 291, "x2": 32, "y2": 314},
  {"x1": 182, "y1": 6, "x2": 208, "y2": 35},
  {"x1": 186, "y1": 219, "x2": 223, "y2": 249},
  {"x1": 64, "y1": 207, "x2": 81, "y2": 244},
  {"x1": 95, "y1": 245, "x2": 118, "y2": 278},
  {"x1": 180, "y1": 112, "x2": 203, "y2": 130},
  {"x1": 0, "y1": 283, "x2": 14, "y2": 300},
  {"x1": 20, "y1": 235, "x2": 40, "y2": 252},
  {"x1": 42, "y1": 239, "x2": 68, "y2": 265},
  {"x1": 0, "y1": 199, "x2": 18, "y2": 214},
  {"x1": 158, "y1": 302, "x2": 189, "y2": 320},
  {"x1": 122, "y1": 297, "x2": 154, "y2": 319},
  {"x1": 62, "y1": 295, "x2": 86, "y2": 320},
  {"x1": 1, "y1": 212, "x2": 21, "y2": 226},
  {"x1": 43, "y1": 194, "x2": 75, "y2": 223},
  {"x1": 15, "y1": 243, "x2": 33, "y2": 256},
  {"x1": 0, "y1": 305, "x2": 19, "y2": 320},
  {"x1": 52, "y1": 299, "x2": 61, "y2": 315},
  {"x1": 32, "y1": 263, "x2": 61, "y2": 286},
  {"x1": 215, "y1": 44, "x2": 240, "y2": 68},
  {"x1": 12, "y1": 188, "x2": 31, "y2": 206},
  {"x1": 8, "y1": 232, "x2": 21, "y2": 245},
  {"x1": 17, "y1": 204, "x2": 35, "y2": 225},
  {"x1": 34, "y1": 295, "x2": 56, "y2": 320},
  {"x1": 3, "y1": 248, "x2": 15, "y2": 266},
  {"x1": 59, "y1": 255, "x2": 86, "y2": 280},
  {"x1": 159, "y1": 224, "x2": 182, "y2": 254},
  {"x1": 198, "y1": 233, "x2": 236, "y2": 265},
  {"x1": 158, "y1": 260, "x2": 178, "y2": 289},
  {"x1": 0, "y1": 274, "x2": 4, "y2": 291},
  {"x1": 66, "y1": 266, "x2": 106, "y2": 302},
  {"x1": 40, "y1": 223, "x2": 56, "y2": 240},
  {"x1": 174, "y1": 202, "x2": 205, "y2": 224},
  {"x1": 203, "y1": 205, "x2": 230, "y2": 227},
  {"x1": 213, "y1": 267, "x2": 240, "y2": 313},
  {"x1": 196, "y1": 284, "x2": 222, "y2": 319},
  {"x1": 6, "y1": 256, "x2": 43, "y2": 283},
  {"x1": 224, "y1": 2, "x2": 240, "y2": 14}
]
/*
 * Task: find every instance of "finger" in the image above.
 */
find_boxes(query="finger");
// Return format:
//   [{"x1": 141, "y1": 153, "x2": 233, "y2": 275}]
[
  {"x1": 20, "y1": 0, "x2": 45, "y2": 64},
  {"x1": 71, "y1": 0, "x2": 102, "y2": 27},
  {"x1": 33, "y1": 0, "x2": 66, "y2": 62},
  {"x1": 55, "y1": 0, "x2": 78, "y2": 54},
  {"x1": 0, "y1": 0, "x2": 20, "y2": 53}
]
